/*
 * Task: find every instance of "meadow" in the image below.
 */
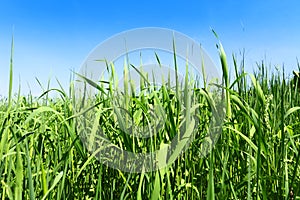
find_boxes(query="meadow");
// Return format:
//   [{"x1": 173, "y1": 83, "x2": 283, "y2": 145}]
[{"x1": 0, "y1": 40, "x2": 300, "y2": 199}]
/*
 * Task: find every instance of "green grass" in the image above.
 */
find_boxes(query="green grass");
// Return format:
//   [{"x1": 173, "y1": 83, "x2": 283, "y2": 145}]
[{"x1": 0, "y1": 39, "x2": 300, "y2": 199}]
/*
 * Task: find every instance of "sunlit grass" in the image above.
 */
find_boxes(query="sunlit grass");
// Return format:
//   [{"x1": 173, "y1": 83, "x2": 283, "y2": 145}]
[{"x1": 0, "y1": 38, "x2": 300, "y2": 199}]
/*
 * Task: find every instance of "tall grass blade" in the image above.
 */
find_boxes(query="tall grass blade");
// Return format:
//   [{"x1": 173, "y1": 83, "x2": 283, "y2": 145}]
[{"x1": 8, "y1": 35, "x2": 14, "y2": 107}]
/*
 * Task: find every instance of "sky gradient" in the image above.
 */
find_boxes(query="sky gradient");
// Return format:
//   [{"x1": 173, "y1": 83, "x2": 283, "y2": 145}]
[{"x1": 1, "y1": 0, "x2": 300, "y2": 96}]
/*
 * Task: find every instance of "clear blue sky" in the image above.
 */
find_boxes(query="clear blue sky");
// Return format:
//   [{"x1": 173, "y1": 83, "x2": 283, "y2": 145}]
[{"x1": 1, "y1": 0, "x2": 300, "y2": 96}]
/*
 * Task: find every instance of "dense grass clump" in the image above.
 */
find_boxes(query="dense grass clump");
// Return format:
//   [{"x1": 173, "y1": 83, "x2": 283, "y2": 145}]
[{"x1": 0, "y1": 42, "x2": 300, "y2": 199}]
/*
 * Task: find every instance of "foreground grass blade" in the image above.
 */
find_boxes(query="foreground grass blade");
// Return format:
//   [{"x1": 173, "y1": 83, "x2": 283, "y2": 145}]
[
  {"x1": 25, "y1": 139, "x2": 35, "y2": 200},
  {"x1": 41, "y1": 171, "x2": 63, "y2": 200}
]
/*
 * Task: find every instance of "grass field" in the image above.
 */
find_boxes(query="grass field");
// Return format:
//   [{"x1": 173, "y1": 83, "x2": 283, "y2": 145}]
[{"x1": 0, "y1": 40, "x2": 300, "y2": 199}]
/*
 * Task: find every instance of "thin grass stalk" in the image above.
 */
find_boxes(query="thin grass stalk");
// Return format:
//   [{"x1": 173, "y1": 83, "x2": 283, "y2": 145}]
[{"x1": 8, "y1": 36, "x2": 14, "y2": 108}]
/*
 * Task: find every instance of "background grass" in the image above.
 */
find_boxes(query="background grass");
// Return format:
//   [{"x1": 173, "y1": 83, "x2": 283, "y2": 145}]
[{"x1": 0, "y1": 40, "x2": 300, "y2": 199}]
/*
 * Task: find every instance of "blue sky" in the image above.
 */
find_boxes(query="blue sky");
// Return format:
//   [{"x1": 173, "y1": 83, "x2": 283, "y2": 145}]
[{"x1": 1, "y1": 0, "x2": 300, "y2": 96}]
